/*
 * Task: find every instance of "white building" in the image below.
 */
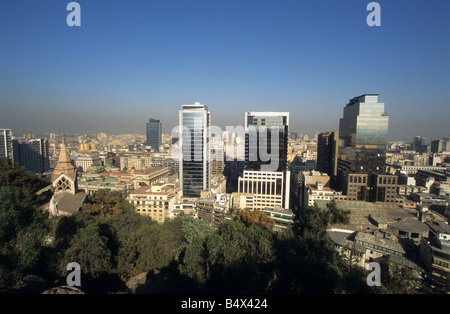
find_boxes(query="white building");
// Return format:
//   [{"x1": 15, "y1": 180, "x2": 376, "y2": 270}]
[
  {"x1": 75, "y1": 155, "x2": 101, "y2": 171},
  {"x1": 306, "y1": 181, "x2": 342, "y2": 207},
  {"x1": 238, "y1": 170, "x2": 290, "y2": 210}
]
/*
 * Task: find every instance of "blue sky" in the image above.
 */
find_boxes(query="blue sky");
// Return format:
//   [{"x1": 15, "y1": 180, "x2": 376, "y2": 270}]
[{"x1": 0, "y1": 0, "x2": 449, "y2": 140}]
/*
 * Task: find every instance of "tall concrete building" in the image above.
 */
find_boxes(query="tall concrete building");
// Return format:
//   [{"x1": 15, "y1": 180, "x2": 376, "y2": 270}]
[
  {"x1": 338, "y1": 94, "x2": 389, "y2": 172},
  {"x1": 238, "y1": 111, "x2": 290, "y2": 209},
  {"x1": 13, "y1": 138, "x2": 50, "y2": 174},
  {"x1": 146, "y1": 117, "x2": 162, "y2": 151},
  {"x1": 0, "y1": 129, "x2": 14, "y2": 161},
  {"x1": 179, "y1": 102, "x2": 211, "y2": 198}
]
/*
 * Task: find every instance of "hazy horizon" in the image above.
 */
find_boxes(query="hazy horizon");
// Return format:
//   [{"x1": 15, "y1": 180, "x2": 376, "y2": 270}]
[{"x1": 1, "y1": 0, "x2": 449, "y2": 142}]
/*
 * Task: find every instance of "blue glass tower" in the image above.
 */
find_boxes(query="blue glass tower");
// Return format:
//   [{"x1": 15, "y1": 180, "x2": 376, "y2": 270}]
[
  {"x1": 338, "y1": 94, "x2": 389, "y2": 172},
  {"x1": 179, "y1": 102, "x2": 211, "y2": 198},
  {"x1": 146, "y1": 117, "x2": 162, "y2": 151}
]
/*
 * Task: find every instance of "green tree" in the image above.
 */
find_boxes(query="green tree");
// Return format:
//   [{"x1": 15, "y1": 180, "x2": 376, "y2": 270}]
[
  {"x1": 0, "y1": 157, "x2": 51, "y2": 204},
  {"x1": 326, "y1": 199, "x2": 351, "y2": 225},
  {"x1": 177, "y1": 215, "x2": 214, "y2": 286},
  {"x1": 133, "y1": 223, "x2": 178, "y2": 273},
  {"x1": 105, "y1": 210, "x2": 156, "y2": 278},
  {"x1": 204, "y1": 220, "x2": 275, "y2": 293},
  {"x1": 62, "y1": 222, "x2": 112, "y2": 280},
  {"x1": 81, "y1": 189, "x2": 129, "y2": 218},
  {"x1": 0, "y1": 184, "x2": 48, "y2": 289}
]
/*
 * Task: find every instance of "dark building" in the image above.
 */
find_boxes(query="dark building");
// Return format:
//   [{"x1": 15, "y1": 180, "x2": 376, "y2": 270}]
[
  {"x1": 336, "y1": 95, "x2": 397, "y2": 202},
  {"x1": 338, "y1": 94, "x2": 389, "y2": 172},
  {"x1": 412, "y1": 136, "x2": 428, "y2": 153},
  {"x1": 370, "y1": 173, "x2": 398, "y2": 203},
  {"x1": 146, "y1": 117, "x2": 162, "y2": 151},
  {"x1": 317, "y1": 131, "x2": 339, "y2": 178},
  {"x1": 244, "y1": 111, "x2": 289, "y2": 173},
  {"x1": 13, "y1": 138, "x2": 50, "y2": 174}
]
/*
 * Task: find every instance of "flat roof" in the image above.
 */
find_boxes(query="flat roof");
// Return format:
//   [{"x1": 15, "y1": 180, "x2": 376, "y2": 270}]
[{"x1": 315, "y1": 200, "x2": 415, "y2": 231}]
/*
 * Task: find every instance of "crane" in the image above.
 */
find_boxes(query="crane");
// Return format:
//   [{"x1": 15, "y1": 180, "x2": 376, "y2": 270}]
[{"x1": 19, "y1": 129, "x2": 33, "y2": 140}]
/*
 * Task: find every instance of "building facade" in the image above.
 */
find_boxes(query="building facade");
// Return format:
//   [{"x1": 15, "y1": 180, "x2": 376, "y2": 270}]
[
  {"x1": 76, "y1": 155, "x2": 102, "y2": 172},
  {"x1": 245, "y1": 111, "x2": 289, "y2": 173},
  {"x1": 338, "y1": 94, "x2": 389, "y2": 172},
  {"x1": 146, "y1": 117, "x2": 162, "y2": 151},
  {"x1": 179, "y1": 102, "x2": 211, "y2": 198},
  {"x1": 317, "y1": 131, "x2": 339, "y2": 178},
  {"x1": 0, "y1": 129, "x2": 14, "y2": 160},
  {"x1": 13, "y1": 138, "x2": 50, "y2": 174},
  {"x1": 241, "y1": 111, "x2": 290, "y2": 209},
  {"x1": 128, "y1": 183, "x2": 180, "y2": 223},
  {"x1": 238, "y1": 170, "x2": 290, "y2": 210}
]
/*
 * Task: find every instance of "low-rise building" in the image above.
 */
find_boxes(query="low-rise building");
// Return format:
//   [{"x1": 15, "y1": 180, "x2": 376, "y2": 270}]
[
  {"x1": 305, "y1": 181, "x2": 342, "y2": 207},
  {"x1": 262, "y1": 208, "x2": 295, "y2": 231},
  {"x1": 76, "y1": 155, "x2": 102, "y2": 172},
  {"x1": 419, "y1": 221, "x2": 450, "y2": 292},
  {"x1": 127, "y1": 183, "x2": 180, "y2": 223},
  {"x1": 196, "y1": 194, "x2": 231, "y2": 225}
]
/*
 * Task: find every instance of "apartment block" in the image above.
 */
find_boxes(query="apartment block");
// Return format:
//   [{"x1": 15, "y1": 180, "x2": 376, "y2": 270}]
[{"x1": 127, "y1": 183, "x2": 180, "y2": 223}]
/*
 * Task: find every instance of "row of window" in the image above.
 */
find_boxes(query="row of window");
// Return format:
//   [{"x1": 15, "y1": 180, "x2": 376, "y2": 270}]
[
  {"x1": 136, "y1": 209, "x2": 164, "y2": 213},
  {"x1": 433, "y1": 258, "x2": 450, "y2": 270},
  {"x1": 357, "y1": 241, "x2": 402, "y2": 256}
]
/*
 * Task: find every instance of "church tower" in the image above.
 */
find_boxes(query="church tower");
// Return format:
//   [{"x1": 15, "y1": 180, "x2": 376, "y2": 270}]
[
  {"x1": 51, "y1": 132, "x2": 78, "y2": 194},
  {"x1": 49, "y1": 132, "x2": 85, "y2": 216}
]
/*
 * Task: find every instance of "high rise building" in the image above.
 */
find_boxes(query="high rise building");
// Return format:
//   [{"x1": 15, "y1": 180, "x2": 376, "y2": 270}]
[
  {"x1": 412, "y1": 136, "x2": 428, "y2": 153},
  {"x1": 336, "y1": 95, "x2": 397, "y2": 202},
  {"x1": 431, "y1": 138, "x2": 449, "y2": 153},
  {"x1": 239, "y1": 111, "x2": 290, "y2": 209},
  {"x1": 317, "y1": 131, "x2": 339, "y2": 178},
  {"x1": 0, "y1": 129, "x2": 14, "y2": 161},
  {"x1": 146, "y1": 117, "x2": 162, "y2": 151},
  {"x1": 338, "y1": 94, "x2": 389, "y2": 172},
  {"x1": 13, "y1": 138, "x2": 50, "y2": 174},
  {"x1": 179, "y1": 102, "x2": 211, "y2": 198},
  {"x1": 245, "y1": 111, "x2": 289, "y2": 173}
]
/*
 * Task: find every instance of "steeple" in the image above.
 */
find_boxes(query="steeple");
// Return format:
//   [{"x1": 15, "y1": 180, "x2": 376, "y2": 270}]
[
  {"x1": 51, "y1": 131, "x2": 77, "y2": 189},
  {"x1": 48, "y1": 131, "x2": 86, "y2": 216}
]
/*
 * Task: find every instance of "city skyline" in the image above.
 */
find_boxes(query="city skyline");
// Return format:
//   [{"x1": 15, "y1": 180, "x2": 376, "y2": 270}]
[{"x1": 1, "y1": 0, "x2": 449, "y2": 140}]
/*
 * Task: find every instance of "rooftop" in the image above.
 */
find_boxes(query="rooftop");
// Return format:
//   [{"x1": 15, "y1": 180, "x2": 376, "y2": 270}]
[
  {"x1": 388, "y1": 217, "x2": 429, "y2": 234},
  {"x1": 315, "y1": 200, "x2": 415, "y2": 231}
]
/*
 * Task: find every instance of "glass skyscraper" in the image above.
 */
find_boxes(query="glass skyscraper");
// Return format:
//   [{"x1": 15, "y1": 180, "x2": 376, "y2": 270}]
[
  {"x1": 146, "y1": 117, "x2": 162, "y2": 151},
  {"x1": 179, "y1": 102, "x2": 211, "y2": 198},
  {"x1": 338, "y1": 94, "x2": 389, "y2": 172},
  {"x1": 244, "y1": 111, "x2": 289, "y2": 173},
  {"x1": 241, "y1": 111, "x2": 290, "y2": 209}
]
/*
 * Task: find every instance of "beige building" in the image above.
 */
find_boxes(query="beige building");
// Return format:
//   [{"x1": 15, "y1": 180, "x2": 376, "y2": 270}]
[
  {"x1": 238, "y1": 170, "x2": 290, "y2": 210},
  {"x1": 75, "y1": 155, "x2": 102, "y2": 171},
  {"x1": 120, "y1": 155, "x2": 153, "y2": 171},
  {"x1": 305, "y1": 181, "x2": 343, "y2": 207},
  {"x1": 127, "y1": 183, "x2": 180, "y2": 223}
]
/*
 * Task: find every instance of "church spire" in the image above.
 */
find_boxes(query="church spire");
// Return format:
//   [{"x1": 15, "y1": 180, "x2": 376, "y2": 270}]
[{"x1": 51, "y1": 131, "x2": 77, "y2": 183}]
